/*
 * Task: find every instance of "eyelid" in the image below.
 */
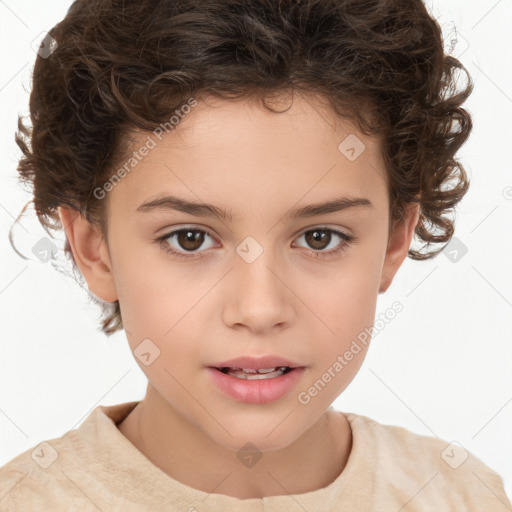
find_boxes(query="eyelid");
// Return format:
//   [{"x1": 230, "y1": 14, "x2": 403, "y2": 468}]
[
  {"x1": 156, "y1": 223, "x2": 353, "y2": 240},
  {"x1": 292, "y1": 226, "x2": 354, "y2": 252},
  {"x1": 156, "y1": 224, "x2": 220, "y2": 251},
  {"x1": 156, "y1": 224, "x2": 355, "y2": 259},
  {"x1": 156, "y1": 224, "x2": 219, "y2": 244},
  {"x1": 294, "y1": 223, "x2": 353, "y2": 240}
]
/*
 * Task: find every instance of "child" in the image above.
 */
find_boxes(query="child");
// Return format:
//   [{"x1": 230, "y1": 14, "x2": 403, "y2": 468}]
[{"x1": 1, "y1": 0, "x2": 510, "y2": 510}]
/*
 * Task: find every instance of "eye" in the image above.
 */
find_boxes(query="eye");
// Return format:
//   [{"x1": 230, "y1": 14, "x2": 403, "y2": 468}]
[
  {"x1": 155, "y1": 225, "x2": 355, "y2": 260},
  {"x1": 155, "y1": 227, "x2": 217, "y2": 260},
  {"x1": 292, "y1": 227, "x2": 355, "y2": 259}
]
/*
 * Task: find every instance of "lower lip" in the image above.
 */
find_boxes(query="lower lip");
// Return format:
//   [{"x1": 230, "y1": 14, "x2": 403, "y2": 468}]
[{"x1": 207, "y1": 367, "x2": 306, "y2": 404}]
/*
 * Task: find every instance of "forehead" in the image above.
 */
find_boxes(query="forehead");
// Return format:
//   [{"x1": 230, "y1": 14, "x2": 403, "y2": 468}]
[{"x1": 107, "y1": 93, "x2": 388, "y2": 220}]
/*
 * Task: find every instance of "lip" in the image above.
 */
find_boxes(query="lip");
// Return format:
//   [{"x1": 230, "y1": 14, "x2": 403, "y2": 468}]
[
  {"x1": 207, "y1": 366, "x2": 306, "y2": 404},
  {"x1": 208, "y1": 355, "x2": 303, "y2": 370}
]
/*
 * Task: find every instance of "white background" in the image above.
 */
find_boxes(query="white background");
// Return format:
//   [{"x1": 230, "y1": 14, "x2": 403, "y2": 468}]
[{"x1": 0, "y1": 0, "x2": 511, "y2": 505}]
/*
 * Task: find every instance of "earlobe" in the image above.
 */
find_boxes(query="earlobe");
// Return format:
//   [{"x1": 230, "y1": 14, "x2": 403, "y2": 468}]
[
  {"x1": 379, "y1": 204, "x2": 420, "y2": 294},
  {"x1": 57, "y1": 206, "x2": 118, "y2": 303}
]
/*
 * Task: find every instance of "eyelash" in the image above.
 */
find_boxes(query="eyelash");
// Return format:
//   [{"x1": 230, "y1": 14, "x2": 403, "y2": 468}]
[{"x1": 155, "y1": 225, "x2": 355, "y2": 261}]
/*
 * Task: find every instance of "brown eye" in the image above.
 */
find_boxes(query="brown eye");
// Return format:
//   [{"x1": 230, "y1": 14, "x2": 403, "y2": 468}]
[
  {"x1": 156, "y1": 225, "x2": 354, "y2": 261},
  {"x1": 156, "y1": 227, "x2": 217, "y2": 258},
  {"x1": 293, "y1": 227, "x2": 354, "y2": 259},
  {"x1": 304, "y1": 229, "x2": 333, "y2": 250},
  {"x1": 176, "y1": 229, "x2": 206, "y2": 251}
]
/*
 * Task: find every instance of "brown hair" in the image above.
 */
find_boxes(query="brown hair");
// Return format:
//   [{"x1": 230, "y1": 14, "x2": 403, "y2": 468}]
[{"x1": 11, "y1": 0, "x2": 473, "y2": 335}]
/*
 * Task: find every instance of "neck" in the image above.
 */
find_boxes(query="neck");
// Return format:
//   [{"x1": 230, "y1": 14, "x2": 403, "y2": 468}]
[{"x1": 117, "y1": 384, "x2": 352, "y2": 499}]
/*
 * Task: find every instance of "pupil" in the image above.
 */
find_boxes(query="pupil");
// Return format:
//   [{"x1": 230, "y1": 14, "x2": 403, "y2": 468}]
[
  {"x1": 178, "y1": 230, "x2": 204, "y2": 251},
  {"x1": 306, "y1": 229, "x2": 330, "y2": 250}
]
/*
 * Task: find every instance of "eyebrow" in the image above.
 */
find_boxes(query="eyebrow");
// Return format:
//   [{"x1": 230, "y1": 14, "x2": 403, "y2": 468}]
[{"x1": 136, "y1": 194, "x2": 373, "y2": 222}]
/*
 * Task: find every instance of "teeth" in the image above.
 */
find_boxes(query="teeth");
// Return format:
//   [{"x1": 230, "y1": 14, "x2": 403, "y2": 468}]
[
  {"x1": 256, "y1": 368, "x2": 279, "y2": 374},
  {"x1": 222, "y1": 366, "x2": 290, "y2": 380}
]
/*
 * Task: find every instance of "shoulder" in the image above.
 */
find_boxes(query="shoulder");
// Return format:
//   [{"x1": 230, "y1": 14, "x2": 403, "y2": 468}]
[
  {"x1": 0, "y1": 401, "x2": 140, "y2": 511},
  {"x1": 0, "y1": 430, "x2": 99, "y2": 511},
  {"x1": 343, "y1": 412, "x2": 511, "y2": 510}
]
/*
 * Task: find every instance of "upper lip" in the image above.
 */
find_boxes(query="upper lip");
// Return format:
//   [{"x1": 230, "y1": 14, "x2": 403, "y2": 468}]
[{"x1": 209, "y1": 355, "x2": 304, "y2": 370}]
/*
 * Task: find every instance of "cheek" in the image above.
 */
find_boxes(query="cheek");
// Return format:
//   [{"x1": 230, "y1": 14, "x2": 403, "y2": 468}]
[
  {"x1": 114, "y1": 251, "x2": 206, "y2": 331},
  {"x1": 114, "y1": 260, "x2": 213, "y2": 374},
  {"x1": 299, "y1": 257, "x2": 380, "y2": 398},
  {"x1": 303, "y1": 257, "x2": 380, "y2": 337},
  {"x1": 116, "y1": 270, "x2": 205, "y2": 397}
]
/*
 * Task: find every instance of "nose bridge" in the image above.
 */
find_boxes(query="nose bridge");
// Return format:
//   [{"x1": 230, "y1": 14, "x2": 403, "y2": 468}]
[
  {"x1": 234, "y1": 233, "x2": 282, "y2": 294},
  {"x1": 225, "y1": 233, "x2": 293, "y2": 330}
]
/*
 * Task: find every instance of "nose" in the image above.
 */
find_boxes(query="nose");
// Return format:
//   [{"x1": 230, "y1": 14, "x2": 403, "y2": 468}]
[{"x1": 222, "y1": 243, "x2": 296, "y2": 335}]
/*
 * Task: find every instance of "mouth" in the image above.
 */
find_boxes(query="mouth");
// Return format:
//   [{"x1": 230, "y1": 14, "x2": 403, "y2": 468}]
[
  {"x1": 207, "y1": 364, "x2": 306, "y2": 404},
  {"x1": 214, "y1": 366, "x2": 294, "y2": 380}
]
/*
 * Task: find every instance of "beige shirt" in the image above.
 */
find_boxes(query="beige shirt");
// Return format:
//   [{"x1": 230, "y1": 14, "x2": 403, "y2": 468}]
[{"x1": 0, "y1": 401, "x2": 510, "y2": 511}]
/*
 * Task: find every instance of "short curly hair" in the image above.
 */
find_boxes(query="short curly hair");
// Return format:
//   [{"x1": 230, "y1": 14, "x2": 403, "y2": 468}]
[{"x1": 12, "y1": 0, "x2": 473, "y2": 336}]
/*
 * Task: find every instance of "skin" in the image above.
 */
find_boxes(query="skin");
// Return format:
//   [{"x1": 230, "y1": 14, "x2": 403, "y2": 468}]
[{"x1": 58, "y1": 91, "x2": 419, "y2": 499}]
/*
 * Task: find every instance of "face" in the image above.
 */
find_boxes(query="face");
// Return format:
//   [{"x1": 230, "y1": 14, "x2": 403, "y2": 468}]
[{"x1": 61, "y1": 92, "x2": 418, "y2": 453}]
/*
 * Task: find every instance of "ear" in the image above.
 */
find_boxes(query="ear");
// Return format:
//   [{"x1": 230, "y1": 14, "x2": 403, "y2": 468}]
[
  {"x1": 57, "y1": 206, "x2": 118, "y2": 303},
  {"x1": 379, "y1": 203, "x2": 420, "y2": 294}
]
